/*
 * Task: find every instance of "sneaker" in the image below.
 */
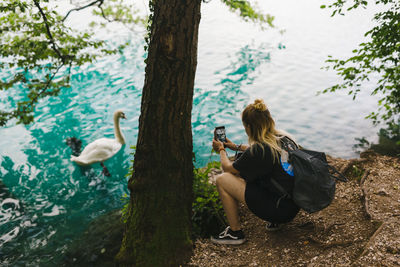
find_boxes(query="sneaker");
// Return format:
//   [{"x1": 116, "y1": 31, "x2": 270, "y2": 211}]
[
  {"x1": 210, "y1": 226, "x2": 246, "y2": 245},
  {"x1": 265, "y1": 222, "x2": 281, "y2": 231}
]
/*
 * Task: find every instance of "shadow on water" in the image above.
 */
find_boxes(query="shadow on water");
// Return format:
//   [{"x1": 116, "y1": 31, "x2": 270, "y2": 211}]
[
  {"x1": 0, "y1": 174, "x2": 16, "y2": 201},
  {"x1": 66, "y1": 137, "x2": 82, "y2": 157},
  {"x1": 193, "y1": 43, "x2": 274, "y2": 166}
]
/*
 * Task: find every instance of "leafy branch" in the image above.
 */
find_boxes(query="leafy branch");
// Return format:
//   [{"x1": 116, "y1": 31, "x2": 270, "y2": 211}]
[
  {"x1": 91, "y1": 0, "x2": 146, "y2": 28},
  {"x1": 0, "y1": 0, "x2": 116, "y2": 126},
  {"x1": 34, "y1": 0, "x2": 72, "y2": 64},
  {"x1": 221, "y1": 0, "x2": 274, "y2": 29},
  {"x1": 62, "y1": 0, "x2": 104, "y2": 22},
  {"x1": 320, "y1": 0, "x2": 400, "y2": 125},
  {"x1": 0, "y1": 64, "x2": 65, "y2": 126},
  {"x1": 320, "y1": 0, "x2": 395, "y2": 16}
]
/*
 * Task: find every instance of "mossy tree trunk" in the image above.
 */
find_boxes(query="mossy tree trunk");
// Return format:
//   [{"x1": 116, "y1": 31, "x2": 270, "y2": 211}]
[{"x1": 116, "y1": 0, "x2": 201, "y2": 266}]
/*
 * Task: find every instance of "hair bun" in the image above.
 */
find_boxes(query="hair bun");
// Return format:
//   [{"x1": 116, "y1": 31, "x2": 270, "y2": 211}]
[{"x1": 253, "y1": 99, "x2": 267, "y2": 111}]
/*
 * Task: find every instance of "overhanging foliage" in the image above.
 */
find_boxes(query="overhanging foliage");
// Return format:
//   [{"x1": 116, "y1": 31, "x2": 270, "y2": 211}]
[
  {"x1": 0, "y1": 0, "x2": 120, "y2": 126},
  {"x1": 321, "y1": 0, "x2": 400, "y2": 126}
]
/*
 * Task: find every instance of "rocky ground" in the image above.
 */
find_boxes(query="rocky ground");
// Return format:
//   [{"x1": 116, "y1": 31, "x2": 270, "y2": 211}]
[{"x1": 189, "y1": 151, "x2": 400, "y2": 266}]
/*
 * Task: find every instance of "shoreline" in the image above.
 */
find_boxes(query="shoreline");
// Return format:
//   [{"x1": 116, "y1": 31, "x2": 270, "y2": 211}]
[{"x1": 62, "y1": 151, "x2": 400, "y2": 266}]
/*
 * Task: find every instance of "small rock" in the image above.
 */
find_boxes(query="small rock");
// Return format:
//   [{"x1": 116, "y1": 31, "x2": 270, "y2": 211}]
[{"x1": 376, "y1": 188, "x2": 389, "y2": 196}]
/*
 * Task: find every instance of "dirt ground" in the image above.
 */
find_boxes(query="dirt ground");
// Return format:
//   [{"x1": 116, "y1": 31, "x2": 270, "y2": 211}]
[{"x1": 189, "y1": 151, "x2": 400, "y2": 266}]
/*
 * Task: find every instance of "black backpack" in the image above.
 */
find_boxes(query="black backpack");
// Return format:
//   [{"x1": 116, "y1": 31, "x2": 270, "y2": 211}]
[{"x1": 271, "y1": 137, "x2": 348, "y2": 213}]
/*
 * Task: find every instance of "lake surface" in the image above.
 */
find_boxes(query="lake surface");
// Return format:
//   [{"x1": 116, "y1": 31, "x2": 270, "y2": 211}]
[{"x1": 0, "y1": 0, "x2": 381, "y2": 265}]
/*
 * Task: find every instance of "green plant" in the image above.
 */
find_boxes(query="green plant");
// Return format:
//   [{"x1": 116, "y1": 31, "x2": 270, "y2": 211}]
[
  {"x1": 353, "y1": 120, "x2": 400, "y2": 157},
  {"x1": 379, "y1": 119, "x2": 400, "y2": 144},
  {"x1": 192, "y1": 161, "x2": 226, "y2": 238},
  {"x1": 351, "y1": 164, "x2": 365, "y2": 182},
  {"x1": 371, "y1": 120, "x2": 400, "y2": 157},
  {"x1": 122, "y1": 147, "x2": 226, "y2": 235},
  {"x1": 122, "y1": 154, "x2": 226, "y2": 235},
  {"x1": 121, "y1": 193, "x2": 130, "y2": 223},
  {"x1": 353, "y1": 137, "x2": 371, "y2": 153}
]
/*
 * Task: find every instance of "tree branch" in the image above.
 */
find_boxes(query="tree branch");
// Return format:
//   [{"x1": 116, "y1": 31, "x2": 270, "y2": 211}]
[
  {"x1": 0, "y1": 64, "x2": 65, "y2": 126},
  {"x1": 307, "y1": 236, "x2": 359, "y2": 249},
  {"x1": 62, "y1": 0, "x2": 104, "y2": 22},
  {"x1": 31, "y1": 64, "x2": 64, "y2": 104},
  {"x1": 98, "y1": 4, "x2": 113, "y2": 23},
  {"x1": 18, "y1": 64, "x2": 64, "y2": 115},
  {"x1": 33, "y1": 0, "x2": 66, "y2": 63}
]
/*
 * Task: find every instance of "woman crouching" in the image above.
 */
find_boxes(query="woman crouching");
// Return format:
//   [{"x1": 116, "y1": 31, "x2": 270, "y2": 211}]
[{"x1": 211, "y1": 99, "x2": 300, "y2": 245}]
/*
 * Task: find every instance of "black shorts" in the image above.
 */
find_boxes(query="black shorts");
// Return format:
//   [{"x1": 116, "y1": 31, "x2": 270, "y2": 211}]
[{"x1": 245, "y1": 182, "x2": 300, "y2": 223}]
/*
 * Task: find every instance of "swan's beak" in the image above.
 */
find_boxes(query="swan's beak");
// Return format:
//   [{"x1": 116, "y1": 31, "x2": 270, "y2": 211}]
[{"x1": 121, "y1": 113, "x2": 127, "y2": 119}]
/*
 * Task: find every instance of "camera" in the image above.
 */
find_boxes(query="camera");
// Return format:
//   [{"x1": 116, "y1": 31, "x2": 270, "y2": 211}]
[{"x1": 214, "y1": 126, "x2": 226, "y2": 143}]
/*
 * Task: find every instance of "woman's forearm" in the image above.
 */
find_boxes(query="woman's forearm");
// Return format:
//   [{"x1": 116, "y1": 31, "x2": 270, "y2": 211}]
[
  {"x1": 220, "y1": 150, "x2": 230, "y2": 171},
  {"x1": 219, "y1": 149, "x2": 239, "y2": 174}
]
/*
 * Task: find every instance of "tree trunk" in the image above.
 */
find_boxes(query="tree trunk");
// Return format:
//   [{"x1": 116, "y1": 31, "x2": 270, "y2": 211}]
[{"x1": 116, "y1": 0, "x2": 201, "y2": 266}]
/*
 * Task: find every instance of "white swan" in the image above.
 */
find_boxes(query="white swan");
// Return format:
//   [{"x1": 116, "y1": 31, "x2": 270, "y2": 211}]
[{"x1": 71, "y1": 110, "x2": 126, "y2": 175}]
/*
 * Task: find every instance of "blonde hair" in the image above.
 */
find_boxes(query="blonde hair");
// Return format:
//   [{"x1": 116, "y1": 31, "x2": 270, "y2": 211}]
[{"x1": 242, "y1": 99, "x2": 291, "y2": 162}]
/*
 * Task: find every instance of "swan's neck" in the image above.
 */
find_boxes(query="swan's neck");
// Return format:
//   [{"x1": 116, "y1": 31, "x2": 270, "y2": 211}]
[{"x1": 114, "y1": 116, "x2": 125, "y2": 144}]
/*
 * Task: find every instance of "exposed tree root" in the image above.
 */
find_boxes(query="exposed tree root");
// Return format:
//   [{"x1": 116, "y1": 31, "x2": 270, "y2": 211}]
[
  {"x1": 359, "y1": 169, "x2": 370, "y2": 187},
  {"x1": 351, "y1": 221, "x2": 386, "y2": 266},
  {"x1": 323, "y1": 222, "x2": 346, "y2": 232},
  {"x1": 307, "y1": 236, "x2": 357, "y2": 249},
  {"x1": 359, "y1": 170, "x2": 372, "y2": 219},
  {"x1": 361, "y1": 188, "x2": 372, "y2": 220}
]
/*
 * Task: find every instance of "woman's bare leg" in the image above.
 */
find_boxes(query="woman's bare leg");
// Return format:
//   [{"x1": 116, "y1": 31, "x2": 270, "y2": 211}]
[{"x1": 215, "y1": 172, "x2": 246, "y2": 231}]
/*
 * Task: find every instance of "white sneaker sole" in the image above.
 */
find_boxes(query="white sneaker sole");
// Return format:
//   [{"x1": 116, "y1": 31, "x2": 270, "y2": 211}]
[{"x1": 210, "y1": 236, "x2": 246, "y2": 245}]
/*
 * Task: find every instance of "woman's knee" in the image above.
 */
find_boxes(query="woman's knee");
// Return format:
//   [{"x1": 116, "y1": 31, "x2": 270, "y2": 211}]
[
  {"x1": 215, "y1": 172, "x2": 246, "y2": 203},
  {"x1": 215, "y1": 172, "x2": 231, "y2": 189}
]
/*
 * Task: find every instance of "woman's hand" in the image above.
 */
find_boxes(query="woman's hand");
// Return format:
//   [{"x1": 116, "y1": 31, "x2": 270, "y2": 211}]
[
  {"x1": 212, "y1": 138, "x2": 224, "y2": 152},
  {"x1": 223, "y1": 137, "x2": 237, "y2": 151},
  {"x1": 213, "y1": 138, "x2": 240, "y2": 175}
]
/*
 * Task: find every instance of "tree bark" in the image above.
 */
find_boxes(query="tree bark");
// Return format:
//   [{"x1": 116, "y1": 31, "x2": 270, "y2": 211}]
[{"x1": 116, "y1": 0, "x2": 201, "y2": 266}]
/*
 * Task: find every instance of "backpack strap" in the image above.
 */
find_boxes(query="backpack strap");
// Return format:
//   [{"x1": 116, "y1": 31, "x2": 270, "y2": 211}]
[
  {"x1": 272, "y1": 136, "x2": 298, "y2": 208},
  {"x1": 327, "y1": 165, "x2": 348, "y2": 182},
  {"x1": 281, "y1": 136, "x2": 348, "y2": 183},
  {"x1": 280, "y1": 136, "x2": 299, "y2": 151},
  {"x1": 270, "y1": 178, "x2": 291, "y2": 208}
]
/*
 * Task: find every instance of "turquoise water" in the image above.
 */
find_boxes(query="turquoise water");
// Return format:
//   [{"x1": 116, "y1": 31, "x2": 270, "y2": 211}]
[{"x1": 0, "y1": 0, "x2": 381, "y2": 265}]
